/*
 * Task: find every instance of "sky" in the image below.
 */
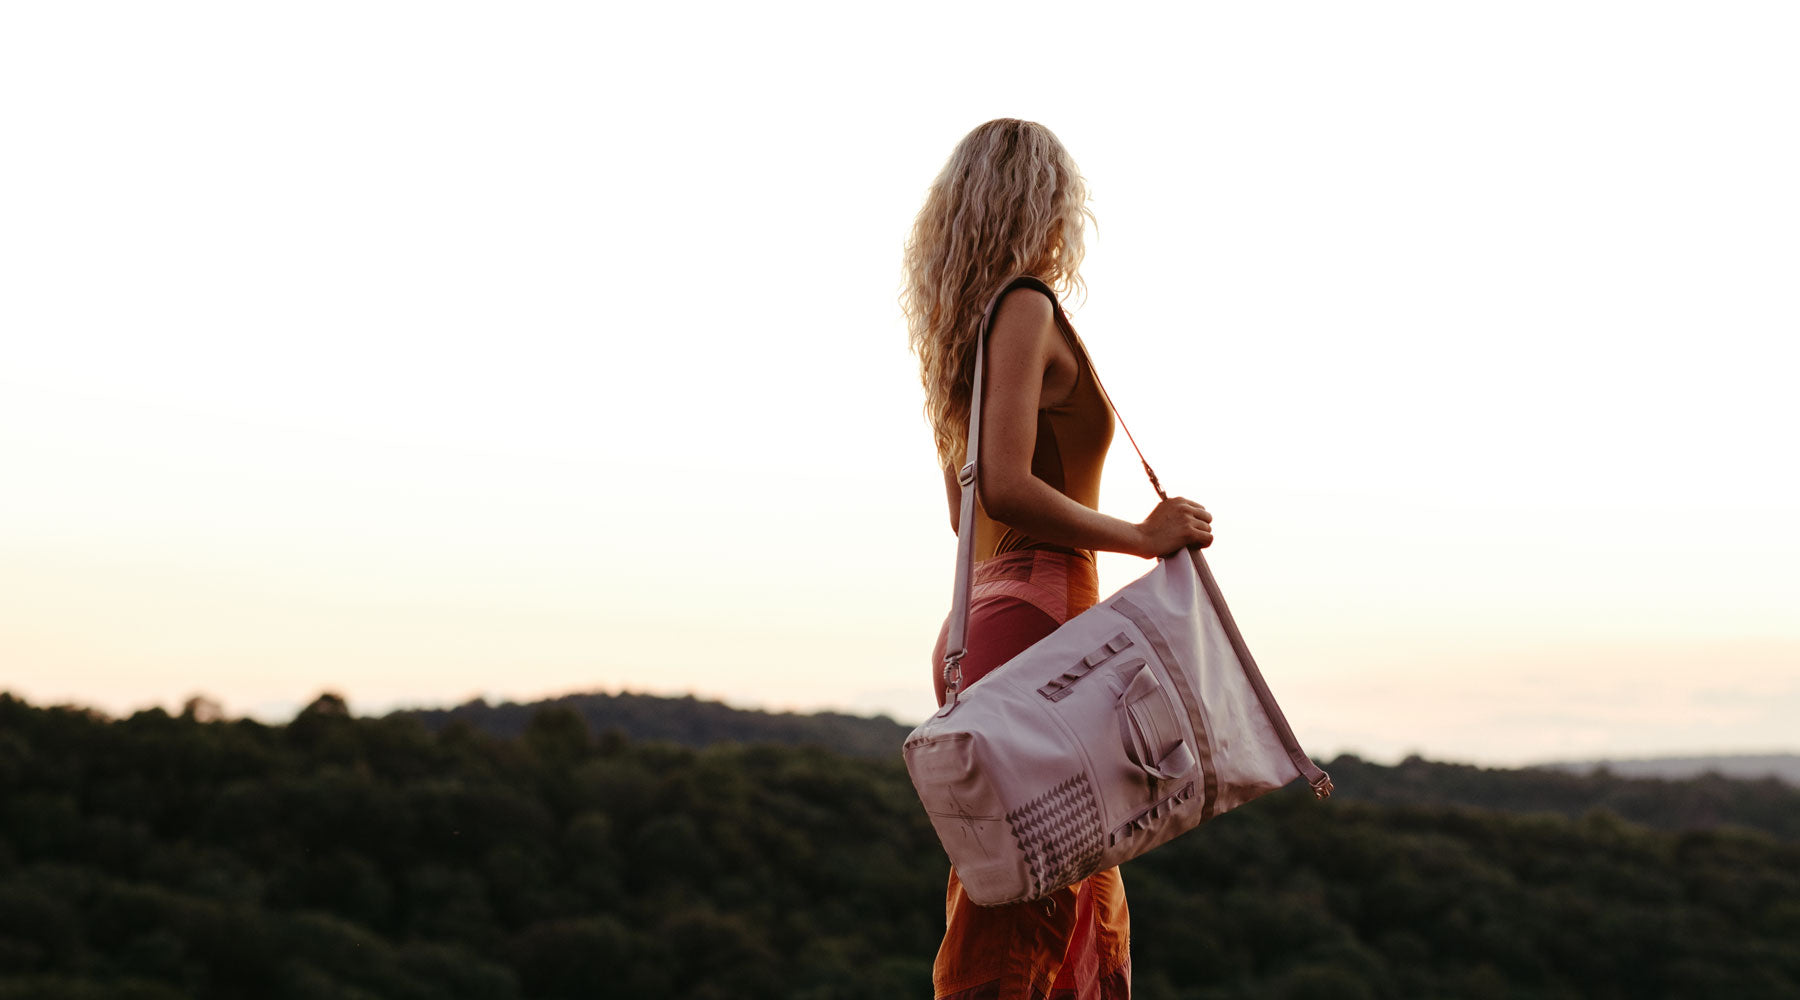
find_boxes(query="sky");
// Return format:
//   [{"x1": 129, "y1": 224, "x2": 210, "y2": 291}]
[{"x1": 2, "y1": 2, "x2": 1795, "y2": 767}]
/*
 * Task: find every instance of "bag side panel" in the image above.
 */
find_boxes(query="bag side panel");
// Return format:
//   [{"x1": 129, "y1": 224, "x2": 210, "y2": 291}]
[{"x1": 903, "y1": 729, "x2": 1027, "y2": 903}]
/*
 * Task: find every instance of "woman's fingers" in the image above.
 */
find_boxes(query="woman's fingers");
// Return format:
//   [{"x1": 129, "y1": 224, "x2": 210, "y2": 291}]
[
  {"x1": 1172, "y1": 496, "x2": 1214, "y2": 547},
  {"x1": 1139, "y1": 496, "x2": 1217, "y2": 555},
  {"x1": 1172, "y1": 498, "x2": 1212, "y2": 524}
]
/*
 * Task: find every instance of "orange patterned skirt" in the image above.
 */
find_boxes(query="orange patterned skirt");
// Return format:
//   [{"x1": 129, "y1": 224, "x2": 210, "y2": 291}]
[{"x1": 929, "y1": 548, "x2": 1132, "y2": 1000}]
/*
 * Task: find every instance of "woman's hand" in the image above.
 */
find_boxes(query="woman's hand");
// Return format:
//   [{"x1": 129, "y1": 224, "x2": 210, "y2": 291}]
[{"x1": 1133, "y1": 497, "x2": 1214, "y2": 557}]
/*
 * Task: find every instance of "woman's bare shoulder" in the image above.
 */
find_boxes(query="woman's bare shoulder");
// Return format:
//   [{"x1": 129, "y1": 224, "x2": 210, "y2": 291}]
[
  {"x1": 988, "y1": 284, "x2": 1057, "y2": 350},
  {"x1": 985, "y1": 282, "x2": 1080, "y2": 406},
  {"x1": 993, "y1": 283, "x2": 1056, "y2": 323}
]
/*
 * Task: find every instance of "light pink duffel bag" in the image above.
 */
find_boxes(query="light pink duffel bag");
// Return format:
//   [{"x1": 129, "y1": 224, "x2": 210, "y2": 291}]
[{"x1": 903, "y1": 276, "x2": 1333, "y2": 907}]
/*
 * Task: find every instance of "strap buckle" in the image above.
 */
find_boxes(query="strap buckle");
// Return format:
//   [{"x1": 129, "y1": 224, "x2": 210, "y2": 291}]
[
  {"x1": 938, "y1": 651, "x2": 965, "y2": 715},
  {"x1": 956, "y1": 462, "x2": 976, "y2": 488}
]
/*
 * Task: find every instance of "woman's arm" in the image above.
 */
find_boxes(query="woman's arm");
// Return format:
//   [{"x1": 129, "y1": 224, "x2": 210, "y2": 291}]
[{"x1": 949, "y1": 288, "x2": 1214, "y2": 558}]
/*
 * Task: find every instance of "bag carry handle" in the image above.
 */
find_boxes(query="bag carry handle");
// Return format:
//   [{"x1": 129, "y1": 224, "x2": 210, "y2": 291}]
[
  {"x1": 1117, "y1": 664, "x2": 1198, "y2": 782},
  {"x1": 940, "y1": 275, "x2": 1164, "y2": 713}
]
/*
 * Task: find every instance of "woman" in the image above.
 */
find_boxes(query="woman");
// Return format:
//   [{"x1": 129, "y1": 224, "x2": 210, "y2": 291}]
[{"x1": 902, "y1": 118, "x2": 1216, "y2": 1000}]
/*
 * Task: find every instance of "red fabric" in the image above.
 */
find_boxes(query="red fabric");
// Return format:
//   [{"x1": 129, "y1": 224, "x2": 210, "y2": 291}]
[{"x1": 929, "y1": 549, "x2": 1132, "y2": 1000}]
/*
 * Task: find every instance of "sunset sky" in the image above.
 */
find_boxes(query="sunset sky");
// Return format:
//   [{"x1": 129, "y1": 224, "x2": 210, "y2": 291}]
[{"x1": 3, "y1": 2, "x2": 1796, "y2": 766}]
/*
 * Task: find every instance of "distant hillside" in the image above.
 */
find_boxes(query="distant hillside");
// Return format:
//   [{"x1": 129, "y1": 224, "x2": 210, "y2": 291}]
[
  {"x1": 391, "y1": 691, "x2": 1800, "y2": 842},
  {"x1": 395, "y1": 690, "x2": 914, "y2": 759},
  {"x1": 1536, "y1": 753, "x2": 1800, "y2": 785},
  {"x1": 1322, "y1": 753, "x2": 1800, "y2": 841}
]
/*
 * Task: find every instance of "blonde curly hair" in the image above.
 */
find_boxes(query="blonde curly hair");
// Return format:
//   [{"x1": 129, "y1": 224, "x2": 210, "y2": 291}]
[{"x1": 902, "y1": 118, "x2": 1095, "y2": 468}]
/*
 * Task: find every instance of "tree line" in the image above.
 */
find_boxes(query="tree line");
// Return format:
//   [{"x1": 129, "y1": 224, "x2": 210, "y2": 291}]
[{"x1": 1, "y1": 689, "x2": 1796, "y2": 999}]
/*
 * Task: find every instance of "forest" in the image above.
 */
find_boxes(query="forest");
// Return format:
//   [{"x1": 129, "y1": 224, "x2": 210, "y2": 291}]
[{"x1": 1, "y1": 688, "x2": 1796, "y2": 999}]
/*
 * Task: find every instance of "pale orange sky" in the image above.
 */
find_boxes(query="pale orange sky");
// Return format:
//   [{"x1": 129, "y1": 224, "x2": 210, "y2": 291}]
[{"x1": 3, "y1": 2, "x2": 1796, "y2": 765}]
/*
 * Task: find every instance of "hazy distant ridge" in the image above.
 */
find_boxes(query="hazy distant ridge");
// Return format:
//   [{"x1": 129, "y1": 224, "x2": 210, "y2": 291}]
[
  {"x1": 396, "y1": 690, "x2": 1800, "y2": 841},
  {"x1": 1535, "y1": 753, "x2": 1800, "y2": 785},
  {"x1": 398, "y1": 689, "x2": 913, "y2": 759}
]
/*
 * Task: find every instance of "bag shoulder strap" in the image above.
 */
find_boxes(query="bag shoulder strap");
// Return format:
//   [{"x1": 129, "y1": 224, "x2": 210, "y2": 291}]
[
  {"x1": 934, "y1": 279, "x2": 1335, "y2": 798},
  {"x1": 939, "y1": 275, "x2": 1163, "y2": 710}
]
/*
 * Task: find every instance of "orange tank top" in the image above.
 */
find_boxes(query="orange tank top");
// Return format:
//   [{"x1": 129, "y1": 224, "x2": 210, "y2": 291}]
[{"x1": 970, "y1": 280, "x2": 1115, "y2": 564}]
